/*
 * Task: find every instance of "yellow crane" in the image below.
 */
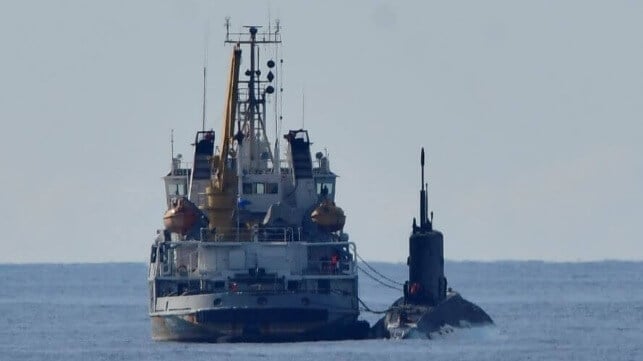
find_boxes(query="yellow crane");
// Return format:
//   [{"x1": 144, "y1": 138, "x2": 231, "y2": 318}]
[{"x1": 203, "y1": 46, "x2": 241, "y2": 235}]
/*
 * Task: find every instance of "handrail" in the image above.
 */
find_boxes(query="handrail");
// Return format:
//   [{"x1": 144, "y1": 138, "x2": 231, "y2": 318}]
[
  {"x1": 152, "y1": 240, "x2": 358, "y2": 279},
  {"x1": 198, "y1": 226, "x2": 298, "y2": 243},
  {"x1": 161, "y1": 238, "x2": 356, "y2": 248},
  {"x1": 169, "y1": 160, "x2": 193, "y2": 172}
]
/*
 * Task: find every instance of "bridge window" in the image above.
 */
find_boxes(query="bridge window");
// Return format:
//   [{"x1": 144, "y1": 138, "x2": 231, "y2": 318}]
[
  {"x1": 316, "y1": 182, "x2": 334, "y2": 196},
  {"x1": 256, "y1": 183, "x2": 265, "y2": 194},
  {"x1": 167, "y1": 183, "x2": 187, "y2": 196},
  {"x1": 243, "y1": 182, "x2": 279, "y2": 195},
  {"x1": 265, "y1": 183, "x2": 278, "y2": 194}
]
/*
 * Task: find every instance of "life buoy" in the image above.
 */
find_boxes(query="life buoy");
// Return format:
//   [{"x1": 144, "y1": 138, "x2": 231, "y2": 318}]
[
  {"x1": 229, "y1": 282, "x2": 238, "y2": 292},
  {"x1": 409, "y1": 282, "x2": 422, "y2": 295},
  {"x1": 330, "y1": 253, "x2": 339, "y2": 268},
  {"x1": 177, "y1": 265, "x2": 188, "y2": 275}
]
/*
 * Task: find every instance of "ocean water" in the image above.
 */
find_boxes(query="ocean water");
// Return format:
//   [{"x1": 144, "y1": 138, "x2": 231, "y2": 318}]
[{"x1": 1, "y1": 261, "x2": 641, "y2": 361}]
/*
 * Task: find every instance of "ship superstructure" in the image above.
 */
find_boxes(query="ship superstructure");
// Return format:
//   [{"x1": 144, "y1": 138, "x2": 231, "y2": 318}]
[{"x1": 148, "y1": 23, "x2": 367, "y2": 342}]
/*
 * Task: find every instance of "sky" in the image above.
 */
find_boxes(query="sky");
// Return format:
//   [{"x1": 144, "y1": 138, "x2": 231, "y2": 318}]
[{"x1": 1, "y1": 0, "x2": 641, "y2": 263}]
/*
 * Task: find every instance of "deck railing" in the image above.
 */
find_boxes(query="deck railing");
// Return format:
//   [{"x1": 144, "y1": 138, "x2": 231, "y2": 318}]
[
  {"x1": 208, "y1": 226, "x2": 298, "y2": 243},
  {"x1": 151, "y1": 239, "x2": 357, "y2": 279}
]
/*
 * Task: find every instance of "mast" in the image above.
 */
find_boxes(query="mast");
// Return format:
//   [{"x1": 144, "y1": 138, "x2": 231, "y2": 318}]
[
  {"x1": 224, "y1": 21, "x2": 282, "y2": 173},
  {"x1": 203, "y1": 20, "x2": 283, "y2": 236},
  {"x1": 201, "y1": 66, "x2": 207, "y2": 131},
  {"x1": 170, "y1": 129, "x2": 174, "y2": 160},
  {"x1": 202, "y1": 24, "x2": 209, "y2": 132},
  {"x1": 419, "y1": 147, "x2": 432, "y2": 231}
]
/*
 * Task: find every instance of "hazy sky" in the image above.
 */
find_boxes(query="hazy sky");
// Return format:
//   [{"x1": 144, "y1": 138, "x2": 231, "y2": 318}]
[{"x1": 1, "y1": 0, "x2": 641, "y2": 263}]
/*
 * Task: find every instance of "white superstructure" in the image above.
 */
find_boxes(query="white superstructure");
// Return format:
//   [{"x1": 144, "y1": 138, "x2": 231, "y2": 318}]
[{"x1": 147, "y1": 23, "x2": 367, "y2": 342}]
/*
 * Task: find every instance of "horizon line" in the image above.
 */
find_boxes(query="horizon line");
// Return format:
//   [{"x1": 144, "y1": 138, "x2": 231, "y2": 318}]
[{"x1": 2, "y1": 258, "x2": 642, "y2": 266}]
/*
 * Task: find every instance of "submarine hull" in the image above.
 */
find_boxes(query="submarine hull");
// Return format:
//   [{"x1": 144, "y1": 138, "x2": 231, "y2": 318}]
[{"x1": 372, "y1": 291, "x2": 493, "y2": 339}]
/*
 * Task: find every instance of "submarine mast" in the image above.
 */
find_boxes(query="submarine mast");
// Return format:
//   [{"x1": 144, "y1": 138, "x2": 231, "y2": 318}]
[
  {"x1": 407, "y1": 148, "x2": 447, "y2": 306},
  {"x1": 419, "y1": 148, "x2": 431, "y2": 231}
]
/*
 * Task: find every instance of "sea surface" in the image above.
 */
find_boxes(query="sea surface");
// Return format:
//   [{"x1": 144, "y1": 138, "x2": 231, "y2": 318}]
[{"x1": 1, "y1": 261, "x2": 641, "y2": 361}]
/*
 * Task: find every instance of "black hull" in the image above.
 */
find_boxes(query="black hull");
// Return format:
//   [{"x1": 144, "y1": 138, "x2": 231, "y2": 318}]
[
  {"x1": 152, "y1": 307, "x2": 369, "y2": 343},
  {"x1": 372, "y1": 291, "x2": 493, "y2": 339}
]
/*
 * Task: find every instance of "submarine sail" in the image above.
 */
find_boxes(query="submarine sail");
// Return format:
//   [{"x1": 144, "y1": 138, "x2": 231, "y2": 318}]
[{"x1": 372, "y1": 148, "x2": 493, "y2": 339}]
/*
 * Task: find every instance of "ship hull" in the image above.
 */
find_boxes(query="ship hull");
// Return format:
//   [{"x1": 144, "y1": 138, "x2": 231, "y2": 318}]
[
  {"x1": 150, "y1": 291, "x2": 367, "y2": 342},
  {"x1": 151, "y1": 308, "x2": 365, "y2": 342}
]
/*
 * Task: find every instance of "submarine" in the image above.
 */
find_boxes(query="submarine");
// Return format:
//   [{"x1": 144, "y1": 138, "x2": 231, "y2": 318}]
[{"x1": 371, "y1": 148, "x2": 493, "y2": 339}]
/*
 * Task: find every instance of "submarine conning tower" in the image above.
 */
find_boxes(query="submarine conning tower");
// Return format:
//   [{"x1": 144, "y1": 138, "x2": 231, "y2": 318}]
[{"x1": 406, "y1": 148, "x2": 447, "y2": 306}]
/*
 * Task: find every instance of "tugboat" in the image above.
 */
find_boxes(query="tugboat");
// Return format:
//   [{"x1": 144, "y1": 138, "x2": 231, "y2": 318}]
[{"x1": 147, "y1": 22, "x2": 368, "y2": 342}]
